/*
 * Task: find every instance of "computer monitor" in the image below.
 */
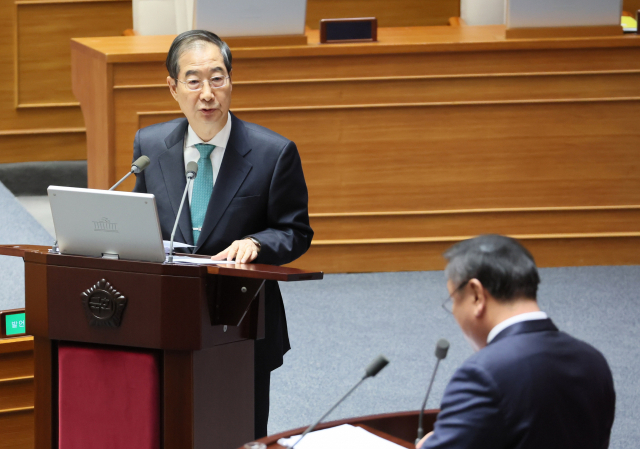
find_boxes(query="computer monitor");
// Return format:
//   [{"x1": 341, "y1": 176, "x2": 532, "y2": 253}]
[{"x1": 48, "y1": 186, "x2": 166, "y2": 263}]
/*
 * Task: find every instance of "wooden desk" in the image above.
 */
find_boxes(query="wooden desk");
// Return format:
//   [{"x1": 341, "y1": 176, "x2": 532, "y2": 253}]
[
  {"x1": 241, "y1": 410, "x2": 438, "y2": 448},
  {"x1": 70, "y1": 26, "x2": 640, "y2": 273}
]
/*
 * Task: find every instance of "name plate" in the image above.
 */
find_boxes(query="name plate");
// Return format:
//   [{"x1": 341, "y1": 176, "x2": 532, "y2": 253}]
[{"x1": 320, "y1": 18, "x2": 378, "y2": 43}]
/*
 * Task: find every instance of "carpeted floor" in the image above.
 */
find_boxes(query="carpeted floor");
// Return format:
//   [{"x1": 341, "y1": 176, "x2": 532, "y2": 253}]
[
  {"x1": 0, "y1": 181, "x2": 55, "y2": 310},
  {"x1": 0, "y1": 180, "x2": 637, "y2": 448}
]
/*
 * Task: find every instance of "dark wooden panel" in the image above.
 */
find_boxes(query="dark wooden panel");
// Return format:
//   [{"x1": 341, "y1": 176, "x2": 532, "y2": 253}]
[
  {"x1": 193, "y1": 340, "x2": 254, "y2": 449},
  {"x1": 163, "y1": 351, "x2": 194, "y2": 449},
  {"x1": 33, "y1": 337, "x2": 53, "y2": 449},
  {"x1": 46, "y1": 265, "x2": 203, "y2": 350}
]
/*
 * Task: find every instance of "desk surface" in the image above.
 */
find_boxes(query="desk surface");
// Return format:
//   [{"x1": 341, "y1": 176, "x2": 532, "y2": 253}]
[
  {"x1": 242, "y1": 410, "x2": 438, "y2": 449},
  {"x1": 0, "y1": 245, "x2": 323, "y2": 282},
  {"x1": 71, "y1": 25, "x2": 640, "y2": 63}
]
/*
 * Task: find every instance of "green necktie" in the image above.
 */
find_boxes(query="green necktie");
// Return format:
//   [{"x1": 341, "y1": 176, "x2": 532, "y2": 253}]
[{"x1": 191, "y1": 143, "x2": 215, "y2": 243}]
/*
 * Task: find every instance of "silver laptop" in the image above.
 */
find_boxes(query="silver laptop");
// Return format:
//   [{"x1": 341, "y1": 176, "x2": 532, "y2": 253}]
[{"x1": 48, "y1": 186, "x2": 166, "y2": 263}]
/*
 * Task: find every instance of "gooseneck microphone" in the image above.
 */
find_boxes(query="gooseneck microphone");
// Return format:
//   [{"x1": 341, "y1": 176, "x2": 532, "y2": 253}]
[
  {"x1": 289, "y1": 355, "x2": 390, "y2": 448},
  {"x1": 109, "y1": 155, "x2": 151, "y2": 191},
  {"x1": 416, "y1": 339, "x2": 449, "y2": 446},
  {"x1": 167, "y1": 161, "x2": 198, "y2": 263}
]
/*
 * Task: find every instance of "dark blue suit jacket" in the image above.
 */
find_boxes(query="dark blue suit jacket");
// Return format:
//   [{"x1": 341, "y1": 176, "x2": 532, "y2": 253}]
[
  {"x1": 132, "y1": 112, "x2": 314, "y2": 370},
  {"x1": 422, "y1": 319, "x2": 615, "y2": 449}
]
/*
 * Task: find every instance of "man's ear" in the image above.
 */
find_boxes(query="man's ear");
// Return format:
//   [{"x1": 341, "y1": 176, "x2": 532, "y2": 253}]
[
  {"x1": 468, "y1": 279, "x2": 487, "y2": 318},
  {"x1": 167, "y1": 76, "x2": 178, "y2": 100}
]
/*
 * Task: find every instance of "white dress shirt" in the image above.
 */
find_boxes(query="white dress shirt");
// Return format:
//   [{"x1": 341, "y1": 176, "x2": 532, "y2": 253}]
[
  {"x1": 183, "y1": 112, "x2": 232, "y2": 205},
  {"x1": 487, "y1": 311, "x2": 548, "y2": 344}
]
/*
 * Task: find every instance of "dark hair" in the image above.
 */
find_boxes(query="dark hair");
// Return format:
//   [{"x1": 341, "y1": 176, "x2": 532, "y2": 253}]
[
  {"x1": 443, "y1": 234, "x2": 540, "y2": 301},
  {"x1": 166, "y1": 30, "x2": 232, "y2": 80}
]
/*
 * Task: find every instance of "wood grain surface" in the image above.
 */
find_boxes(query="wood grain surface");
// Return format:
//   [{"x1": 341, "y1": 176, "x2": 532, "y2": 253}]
[
  {"x1": 0, "y1": 337, "x2": 34, "y2": 449},
  {"x1": 69, "y1": 26, "x2": 640, "y2": 271}
]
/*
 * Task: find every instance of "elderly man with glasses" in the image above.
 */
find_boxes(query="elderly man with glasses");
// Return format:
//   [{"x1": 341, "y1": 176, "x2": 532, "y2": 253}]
[
  {"x1": 419, "y1": 234, "x2": 615, "y2": 449},
  {"x1": 130, "y1": 30, "x2": 313, "y2": 439}
]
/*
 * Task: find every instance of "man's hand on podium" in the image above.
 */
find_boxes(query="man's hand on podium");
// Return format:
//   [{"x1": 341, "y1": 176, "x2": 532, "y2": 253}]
[{"x1": 211, "y1": 238, "x2": 260, "y2": 264}]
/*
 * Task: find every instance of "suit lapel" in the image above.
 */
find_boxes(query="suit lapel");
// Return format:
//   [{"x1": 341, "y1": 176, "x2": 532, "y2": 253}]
[
  {"x1": 158, "y1": 119, "x2": 194, "y2": 246},
  {"x1": 196, "y1": 114, "x2": 252, "y2": 252}
]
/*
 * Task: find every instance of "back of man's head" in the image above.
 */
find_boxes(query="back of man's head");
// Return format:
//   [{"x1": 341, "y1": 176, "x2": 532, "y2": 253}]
[{"x1": 444, "y1": 234, "x2": 540, "y2": 301}]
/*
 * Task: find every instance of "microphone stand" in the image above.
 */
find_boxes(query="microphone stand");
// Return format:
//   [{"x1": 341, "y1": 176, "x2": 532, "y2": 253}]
[
  {"x1": 289, "y1": 355, "x2": 389, "y2": 449},
  {"x1": 290, "y1": 377, "x2": 366, "y2": 449},
  {"x1": 416, "y1": 338, "x2": 450, "y2": 445},
  {"x1": 416, "y1": 357, "x2": 442, "y2": 444},
  {"x1": 167, "y1": 169, "x2": 196, "y2": 263}
]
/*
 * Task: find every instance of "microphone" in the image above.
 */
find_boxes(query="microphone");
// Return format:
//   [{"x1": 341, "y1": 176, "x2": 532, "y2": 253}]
[
  {"x1": 416, "y1": 339, "x2": 449, "y2": 446},
  {"x1": 289, "y1": 355, "x2": 389, "y2": 448},
  {"x1": 167, "y1": 161, "x2": 198, "y2": 263},
  {"x1": 109, "y1": 155, "x2": 151, "y2": 191}
]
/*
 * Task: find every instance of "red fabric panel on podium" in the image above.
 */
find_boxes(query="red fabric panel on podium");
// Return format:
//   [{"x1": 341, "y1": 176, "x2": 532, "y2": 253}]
[{"x1": 58, "y1": 343, "x2": 161, "y2": 449}]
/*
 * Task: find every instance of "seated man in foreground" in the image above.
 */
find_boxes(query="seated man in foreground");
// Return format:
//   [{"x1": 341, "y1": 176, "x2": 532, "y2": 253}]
[{"x1": 418, "y1": 234, "x2": 615, "y2": 449}]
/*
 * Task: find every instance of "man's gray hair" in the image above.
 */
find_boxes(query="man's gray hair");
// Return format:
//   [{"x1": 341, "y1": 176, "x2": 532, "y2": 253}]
[
  {"x1": 444, "y1": 234, "x2": 540, "y2": 301},
  {"x1": 166, "y1": 30, "x2": 232, "y2": 80}
]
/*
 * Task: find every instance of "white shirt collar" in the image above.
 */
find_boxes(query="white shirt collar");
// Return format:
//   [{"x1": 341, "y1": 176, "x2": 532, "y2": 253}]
[
  {"x1": 487, "y1": 311, "x2": 548, "y2": 344},
  {"x1": 185, "y1": 112, "x2": 232, "y2": 150}
]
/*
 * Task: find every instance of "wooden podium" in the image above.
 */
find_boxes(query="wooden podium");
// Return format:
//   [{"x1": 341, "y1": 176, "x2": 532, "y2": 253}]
[{"x1": 0, "y1": 245, "x2": 322, "y2": 449}]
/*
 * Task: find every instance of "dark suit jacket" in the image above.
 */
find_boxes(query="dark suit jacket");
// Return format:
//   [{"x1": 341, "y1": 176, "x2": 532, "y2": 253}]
[
  {"x1": 422, "y1": 319, "x2": 615, "y2": 449},
  {"x1": 132, "y1": 113, "x2": 314, "y2": 370}
]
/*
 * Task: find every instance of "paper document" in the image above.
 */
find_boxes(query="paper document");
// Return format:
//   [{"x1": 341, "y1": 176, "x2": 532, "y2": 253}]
[
  {"x1": 277, "y1": 424, "x2": 407, "y2": 449},
  {"x1": 163, "y1": 240, "x2": 196, "y2": 254},
  {"x1": 171, "y1": 256, "x2": 238, "y2": 265}
]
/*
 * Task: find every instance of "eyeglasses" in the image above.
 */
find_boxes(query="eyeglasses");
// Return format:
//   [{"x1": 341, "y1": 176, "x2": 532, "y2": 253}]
[
  {"x1": 177, "y1": 75, "x2": 230, "y2": 91},
  {"x1": 441, "y1": 280, "x2": 469, "y2": 314}
]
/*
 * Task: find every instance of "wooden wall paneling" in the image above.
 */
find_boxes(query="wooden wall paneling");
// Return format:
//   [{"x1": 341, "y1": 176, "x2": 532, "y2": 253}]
[
  {"x1": 15, "y1": 0, "x2": 132, "y2": 107},
  {"x1": 292, "y1": 235, "x2": 640, "y2": 273},
  {"x1": 0, "y1": 376, "x2": 34, "y2": 410},
  {"x1": 117, "y1": 71, "x2": 640, "y2": 110},
  {"x1": 113, "y1": 61, "x2": 167, "y2": 87},
  {"x1": 0, "y1": 130, "x2": 87, "y2": 164},
  {"x1": 305, "y1": 0, "x2": 460, "y2": 28},
  {"x1": 229, "y1": 47, "x2": 640, "y2": 82},
  {"x1": 112, "y1": 87, "x2": 177, "y2": 191},
  {"x1": 74, "y1": 30, "x2": 640, "y2": 270},
  {"x1": 231, "y1": 101, "x2": 640, "y2": 212},
  {"x1": 309, "y1": 207, "x2": 640, "y2": 240},
  {"x1": 71, "y1": 42, "x2": 115, "y2": 188},
  {"x1": 0, "y1": 346, "x2": 34, "y2": 379},
  {"x1": 0, "y1": 337, "x2": 34, "y2": 449},
  {"x1": 623, "y1": 0, "x2": 640, "y2": 14},
  {"x1": 0, "y1": 0, "x2": 133, "y2": 164},
  {"x1": 0, "y1": 410, "x2": 34, "y2": 449},
  {"x1": 133, "y1": 100, "x2": 640, "y2": 213}
]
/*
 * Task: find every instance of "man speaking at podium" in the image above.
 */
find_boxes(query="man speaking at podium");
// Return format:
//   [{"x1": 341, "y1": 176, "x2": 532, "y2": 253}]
[
  {"x1": 418, "y1": 235, "x2": 615, "y2": 449},
  {"x1": 131, "y1": 30, "x2": 313, "y2": 438}
]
